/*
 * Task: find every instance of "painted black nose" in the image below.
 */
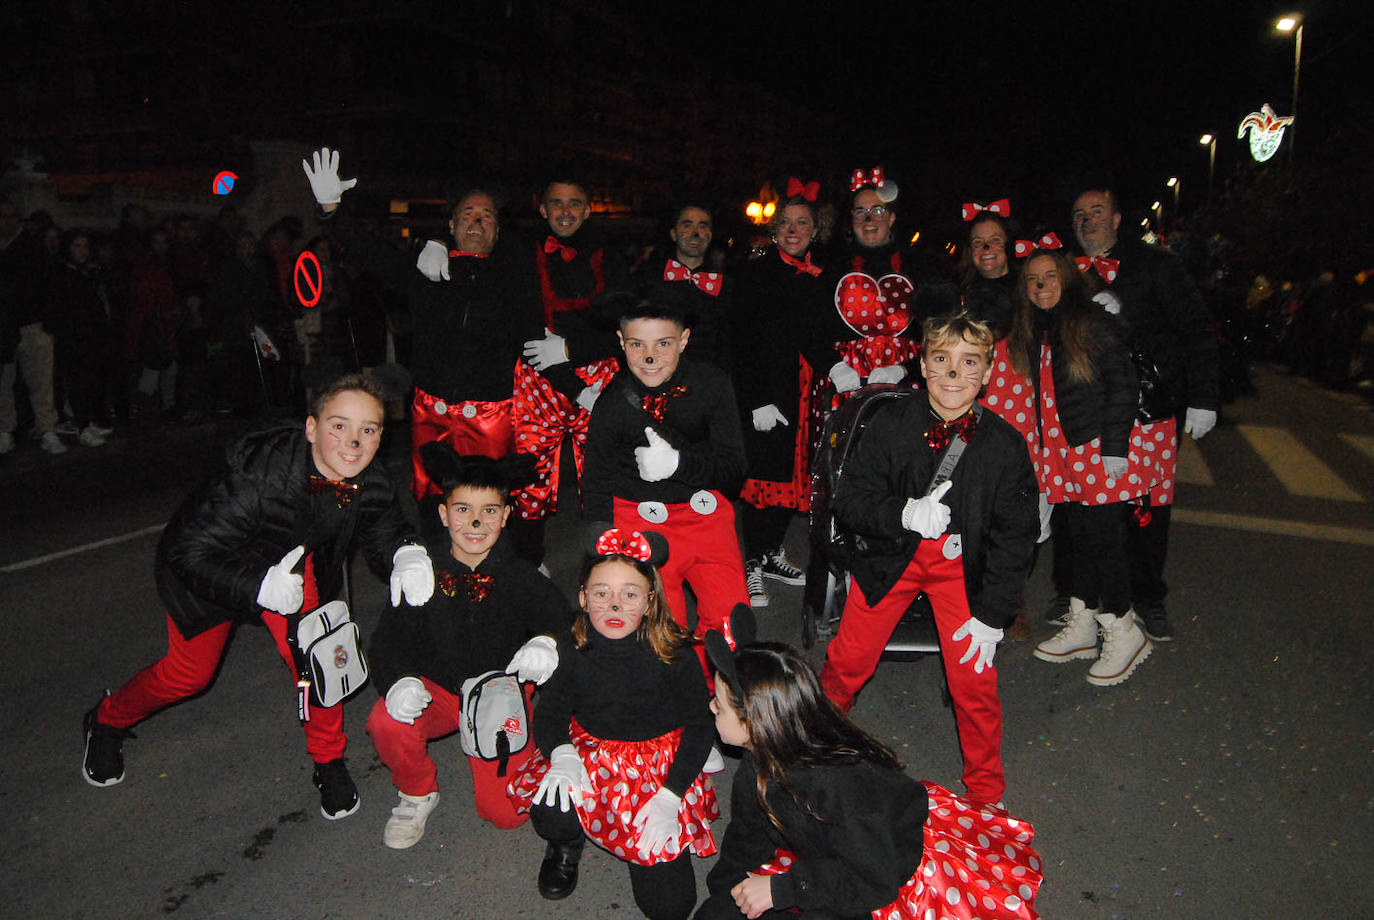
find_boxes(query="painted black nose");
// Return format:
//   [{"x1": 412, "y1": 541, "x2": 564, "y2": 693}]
[{"x1": 644, "y1": 356, "x2": 654, "y2": 364}]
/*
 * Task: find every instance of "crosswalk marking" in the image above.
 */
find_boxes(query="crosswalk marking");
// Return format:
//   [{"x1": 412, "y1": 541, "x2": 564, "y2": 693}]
[
  {"x1": 1173, "y1": 509, "x2": 1374, "y2": 547},
  {"x1": 1235, "y1": 424, "x2": 1362, "y2": 502},
  {"x1": 1175, "y1": 434, "x2": 1215, "y2": 486},
  {"x1": 1338, "y1": 433, "x2": 1374, "y2": 463}
]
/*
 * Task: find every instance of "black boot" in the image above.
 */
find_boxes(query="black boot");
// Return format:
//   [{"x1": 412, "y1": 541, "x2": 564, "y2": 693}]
[{"x1": 537, "y1": 836, "x2": 584, "y2": 900}]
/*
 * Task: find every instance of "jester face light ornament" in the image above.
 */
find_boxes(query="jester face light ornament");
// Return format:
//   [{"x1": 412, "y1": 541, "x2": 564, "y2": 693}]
[{"x1": 1238, "y1": 103, "x2": 1294, "y2": 163}]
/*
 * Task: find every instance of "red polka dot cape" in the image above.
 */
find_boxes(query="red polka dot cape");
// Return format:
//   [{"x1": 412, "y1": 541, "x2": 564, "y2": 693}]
[{"x1": 508, "y1": 719, "x2": 719, "y2": 865}]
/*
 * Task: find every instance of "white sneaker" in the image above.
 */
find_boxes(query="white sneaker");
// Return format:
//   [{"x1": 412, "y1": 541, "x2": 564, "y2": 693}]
[
  {"x1": 703, "y1": 745, "x2": 725, "y2": 774},
  {"x1": 1087, "y1": 611, "x2": 1152, "y2": 686},
  {"x1": 745, "y1": 559, "x2": 769, "y2": 608},
  {"x1": 383, "y1": 790, "x2": 439, "y2": 849},
  {"x1": 87, "y1": 422, "x2": 115, "y2": 437},
  {"x1": 40, "y1": 431, "x2": 68, "y2": 454},
  {"x1": 1032, "y1": 597, "x2": 1099, "y2": 662},
  {"x1": 0, "y1": 431, "x2": 14, "y2": 455},
  {"x1": 79, "y1": 425, "x2": 107, "y2": 447}
]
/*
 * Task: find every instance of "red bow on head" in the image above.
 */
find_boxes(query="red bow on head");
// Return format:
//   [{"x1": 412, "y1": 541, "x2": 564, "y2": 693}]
[
  {"x1": 778, "y1": 249, "x2": 821, "y2": 277},
  {"x1": 849, "y1": 167, "x2": 886, "y2": 191},
  {"x1": 448, "y1": 249, "x2": 490, "y2": 259},
  {"x1": 544, "y1": 235, "x2": 577, "y2": 262},
  {"x1": 663, "y1": 259, "x2": 723, "y2": 296},
  {"x1": 922, "y1": 411, "x2": 979, "y2": 454},
  {"x1": 438, "y1": 570, "x2": 494, "y2": 603},
  {"x1": 1014, "y1": 233, "x2": 1063, "y2": 258},
  {"x1": 785, "y1": 176, "x2": 820, "y2": 202},
  {"x1": 595, "y1": 528, "x2": 653, "y2": 562},
  {"x1": 961, "y1": 199, "x2": 1011, "y2": 221},
  {"x1": 641, "y1": 384, "x2": 689, "y2": 423},
  {"x1": 306, "y1": 474, "x2": 360, "y2": 508},
  {"x1": 1075, "y1": 254, "x2": 1120, "y2": 284}
]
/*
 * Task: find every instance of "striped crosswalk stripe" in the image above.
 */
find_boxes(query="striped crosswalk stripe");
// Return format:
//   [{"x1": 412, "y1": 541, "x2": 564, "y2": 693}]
[
  {"x1": 1235, "y1": 424, "x2": 1362, "y2": 502},
  {"x1": 1175, "y1": 434, "x2": 1215, "y2": 486},
  {"x1": 1338, "y1": 433, "x2": 1374, "y2": 463}
]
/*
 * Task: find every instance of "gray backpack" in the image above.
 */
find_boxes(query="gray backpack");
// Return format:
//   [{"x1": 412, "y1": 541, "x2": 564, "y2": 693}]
[{"x1": 458, "y1": 671, "x2": 530, "y2": 776}]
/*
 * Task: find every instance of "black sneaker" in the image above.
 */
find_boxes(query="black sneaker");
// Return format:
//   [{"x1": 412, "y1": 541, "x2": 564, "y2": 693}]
[
  {"x1": 759, "y1": 550, "x2": 806, "y2": 586},
  {"x1": 1043, "y1": 594, "x2": 1072, "y2": 626},
  {"x1": 82, "y1": 695, "x2": 133, "y2": 787},
  {"x1": 1138, "y1": 606, "x2": 1175, "y2": 643},
  {"x1": 312, "y1": 758, "x2": 361, "y2": 820}
]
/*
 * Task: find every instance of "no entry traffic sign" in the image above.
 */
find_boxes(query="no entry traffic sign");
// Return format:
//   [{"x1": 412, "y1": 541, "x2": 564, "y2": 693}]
[{"x1": 294, "y1": 251, "x2": 322, "y2": 308}]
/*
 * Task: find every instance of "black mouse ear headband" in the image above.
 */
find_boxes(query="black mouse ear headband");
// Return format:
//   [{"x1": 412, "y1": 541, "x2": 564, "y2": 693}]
[
  {"x1": 582, "y1": 521, "x2": 670, "y2": 569},
  {"x1": 704, "y1": 603, "x2": 758, "y2": 701},
  {"x1": 419, "y1": 441, "x2": 538, "y2": 492}
]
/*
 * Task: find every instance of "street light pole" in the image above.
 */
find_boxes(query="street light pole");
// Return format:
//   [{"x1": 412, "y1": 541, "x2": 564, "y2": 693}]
[
  {"x1": 1199, "y1": 134, "x2": 1216, "y2": 201},
  {"x1": 1277, "y1": 15, "x2": 1303, "y2": 164},
  {"x1": 1167, "y1": 176, "x2": 1180, "y2": 213}
]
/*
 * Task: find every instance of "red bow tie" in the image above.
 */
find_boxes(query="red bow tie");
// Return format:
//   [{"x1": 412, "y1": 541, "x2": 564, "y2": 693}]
[
  {"x1": 1014, "y1": 233, "x2": 1063, "y2": 258},
  {"x1": 849, "y1": 166, "x2": 886, "y2": 191},
  {"x1": 438, "y1": 570, "x2": 494, "y2": 603},
  {"x1": 641, "y1": 384, "x2": 689, "y2": 423},
  {"x1": 448, "y1": 249, "x2": 490, "y2": 259},
  {"x1": 663, "y1": 260, "x2": 722, "y2": 296},
  {"x1": 544, "y1": 235, "x2": 577, "y2": 262},
  {"x1": 778, "y1": 249, "x2": 821, "y2": 277},
  {"x1": 961, "y1": 198, "x2": 1011, "y2": 221},
  {"x1": 1075, "y1": 255, "x2": 1120, "y2": 284},
  {"x1": 923, "y1": 411, "x2": 979, "y2": 454},
  {"x1": 785, "y1": 176, "x2": 820, "y2": 202},
  {"x1": 594, "y1": 528, "x2": 653, "y2": 561},
  {"x1": 306, "y1": 474, "x2": 359, "y2": 508}
]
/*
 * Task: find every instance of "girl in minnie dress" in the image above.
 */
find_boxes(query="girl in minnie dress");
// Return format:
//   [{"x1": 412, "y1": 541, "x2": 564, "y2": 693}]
[
  {"x1": 508, "y1": 527, "x2": 719, "y2": 920},
  {"x1": 697, "y1": 626, "x2": 1041, "y2": 920}
]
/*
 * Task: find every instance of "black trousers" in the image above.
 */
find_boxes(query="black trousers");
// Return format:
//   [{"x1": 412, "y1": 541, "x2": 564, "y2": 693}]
[
  {"x1": 1127, "y1": 500, "x2": 1171, "y2": 608},
  {"x1": 1061, "y1": 502, "x2": 1131, "y2": 616},
  {"x1": 741, "y1": 503, "x2": 793, "y2": 561}
]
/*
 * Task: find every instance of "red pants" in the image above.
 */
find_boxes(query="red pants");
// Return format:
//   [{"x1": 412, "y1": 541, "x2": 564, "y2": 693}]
[
  {"x1": 99, "y1": 556, "x2": 346, "y2": 764},
  {"x1": 364, "y1": 677, "x2": 534, "y2": 829},
  {"x1": 613, "y1": 491, "x2": 749, "y2": 674},
  {"x1": 410, "y1": 387, "x2": 516, "y2": 501},
  {"x1": 819, "y1": 537, "x2": 1005, "y2": 803}
]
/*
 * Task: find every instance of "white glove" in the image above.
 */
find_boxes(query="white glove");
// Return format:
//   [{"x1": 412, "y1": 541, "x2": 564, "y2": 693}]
[
  {"x1": 416, "y1": 240, "x2": 450, "y2": 282},
  {"x1": 1092, "y1": 290, "x2": 1123, "y2": 315},
  {"x1": 829, "y1": 360, "x2": 861, "y2": 393},
  {"x1": 1102, "y1": 455, "x2": 1128, "y2": 480},
  {"x1": 256, "y1": 545, "x2": 306, "y2": 614},
  {"x1": 390, "y1": 544, "x2": 435, "y2": 607},
  {"x1": 523, "y1": 328, "x2": 569, "y2": 372},
  {"x1": 385, "y1": 676, "x2": 432, "y2": 725},
  {"x1": 868, "y1": 364, "x2": 907, "y2": 384},
  {"x1": 901, "y1": 481, "x2": 953, "y2": 539},
  {"x1": 632, "y1": 787, "x2": 683, "y2": 860},
  {"x1": 300, "y1": 147, "x2": 357, "y2": 206},
  {"x1": 951, "y1": 617, "x2": 1003, "y2": 674},
  {"x1": 751, "y1": 404, "x2": 789, "y2": 432},
  {"x1": 1037, "y1": 492, "x2": 1054, "y2": 544},
  {"x1": 575, "y1": 382, "x2": 603, "y2": 413},
  {"x1": 533, "y1": 743, "x2": 591, "y2": 813},
  {"x1": 635, "y1": 427, "x2": 680, "y2": 482},
  {"x1": 1184, "y1": 407, "x2": 1217, "y2": 440},
  {"x1": 506, "y1": 635, "x2": 559, "y2": 685}
]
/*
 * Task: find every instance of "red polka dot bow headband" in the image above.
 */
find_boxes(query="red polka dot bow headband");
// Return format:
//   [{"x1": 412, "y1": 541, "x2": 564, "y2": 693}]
[
  {"x1": 961, "y1": 199, "x2": 1011, "y2": 221},
  {"x1": 1014, "y1": 232, "x2": 1063, "y2": 258},
  {"x1": 849, "y1": 166, "x2": 899, "y2": 203},
  {"x1": 595, "y1": 528, "x2": 653, "y2": 562}
]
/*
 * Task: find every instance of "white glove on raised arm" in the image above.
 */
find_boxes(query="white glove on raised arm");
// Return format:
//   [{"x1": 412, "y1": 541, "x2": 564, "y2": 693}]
[
  {"x1": 867, "y1": 364, "x2": 907, "y2": 385},
  {"x1": 1184, "y1": 407, "x2": 1216, "y2": 440},
  {"x1": 951, "y1": 617, "x2": 1003, "y2": 674},
  {"x1": 829, "y1": 360, "x2": 861, "y2": 393},
  {"x1": 523, "y1": 328, "x2": 570, "y2": 372},
  {"x1": 901, "y1": 481, "x2": 953, "y2": 539},
  {"x1": 390, "y1": 545, "x2": 435, "y2": 607},
  {"x1": 385, "y1": 676, "x2": 432, "y2": 725},
  {"x1": 1102, "y1": 455, "x2": 1128, "y2": 481},
  {"x1": 416, "y1": 240, "x2": 450, "y2": 282},
  {"x1": 300, "y1": 147, "x2": 357, "y2": 206},
  {"x1": 635, "y1": 427, "x2": 680, "y2": 482},
  {"x1": 751, "y1": 404, "x2": 789, "y2": 432},
  {"x1": 633, "y1": 787, "x2": 683, "y2": 860},
  {"x1": 505, "y1": 635, "x2": 559, "y2": 685},
  {"x1": 575, "y1": 382, "x2": 603, "y2": 413},
  {"x1": 1091, "y1": 290, "x2": 1123, "y2": 315},
  {"x1": 533, "y1": 743, "x2": 591, "y2": 813},
  {"x1": 256, "y1": 545, "x2": 306, "y2": 614}
]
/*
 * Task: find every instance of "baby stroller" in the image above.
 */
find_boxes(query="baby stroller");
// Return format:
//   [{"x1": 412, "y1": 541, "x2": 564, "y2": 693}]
[{"x1": 801, "y1": 384, "x2": 941, "y2": 658}]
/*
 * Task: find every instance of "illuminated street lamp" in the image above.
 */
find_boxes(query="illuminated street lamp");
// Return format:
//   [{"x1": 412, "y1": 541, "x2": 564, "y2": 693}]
[
  {"x1": 1199, "y1": 134, "x2": 1216, "y2": 200},
  {"x1": 1166, "y1": 176, "x2": 1180, "y2": 212},
  {"x1": 1276, "y1": 13, "x2": 1303, "y2": 162},
  {"x1": 1151, "y1": 200, "x2": 1162, "y2": 227}
]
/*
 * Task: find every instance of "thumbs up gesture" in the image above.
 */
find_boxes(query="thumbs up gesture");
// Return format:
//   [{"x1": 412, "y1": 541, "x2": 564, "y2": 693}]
[
  {"x1": 901, "y1": 480, "x2": 953, "y2": 539},
  {"x1": 257, "y1": 545, "x2": 306, "y2": 614},
  {"x1": 635, "y1": 427, "x2": 680, "y2": 482}
]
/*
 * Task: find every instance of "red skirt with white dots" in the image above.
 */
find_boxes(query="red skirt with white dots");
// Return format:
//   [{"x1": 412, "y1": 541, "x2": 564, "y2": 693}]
[
  {"x1": 753, "y1": 783, "x2": 1041, "y2": 920},
  {"x1": 507, "y1": 719, "x2": 719, "y2": 866}
]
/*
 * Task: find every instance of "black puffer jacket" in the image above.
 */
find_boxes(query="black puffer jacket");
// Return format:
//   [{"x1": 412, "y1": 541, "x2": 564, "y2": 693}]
[{"x1": 156, "y1": 424, "x2": 417, "y2": 638}]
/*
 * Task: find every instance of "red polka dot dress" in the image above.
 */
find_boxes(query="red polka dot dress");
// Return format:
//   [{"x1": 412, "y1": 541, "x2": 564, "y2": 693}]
[{"x1": 980, "y1": 340, "x2": 1037, "y2": 454}]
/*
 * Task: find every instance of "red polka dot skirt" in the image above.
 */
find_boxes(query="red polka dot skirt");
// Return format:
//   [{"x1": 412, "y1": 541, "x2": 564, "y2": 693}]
[{"x1": 741, "y1": 356, "x2": 814, "y2": 512}]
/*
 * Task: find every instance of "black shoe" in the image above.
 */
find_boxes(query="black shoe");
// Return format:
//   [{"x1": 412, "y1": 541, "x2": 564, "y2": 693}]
[
  {"x1": 1138, "y1": 606, "x2": 1175, "y2": 643},
  {"x1": 1043, "y1": 594, "x2": 1072, "y2": 626},
  {"x1": 537, "y1": 837, "x2": 584, "y2": 900},
  {"x1": 312, "y1": 758, "x2": 361, "y2": 820},
  {"x1": 82, "y1": 694, "x2": 133, "y2": 787}
]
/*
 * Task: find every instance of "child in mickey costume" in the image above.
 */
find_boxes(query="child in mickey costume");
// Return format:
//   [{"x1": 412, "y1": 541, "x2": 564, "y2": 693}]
[
  {"x1": 698, "y1": 615, "x2": 1042, "y2": 920},
  {"x1": 508, "y1": 527, "x2": 720, "y2": 920},
  {"x1": 365, "y1": 443, "x2": 572, "y2": 849}
]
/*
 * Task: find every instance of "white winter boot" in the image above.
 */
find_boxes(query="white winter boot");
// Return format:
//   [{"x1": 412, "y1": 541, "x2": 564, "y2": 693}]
[
  {"x1": 1087, "y1": 611, "x2": 1152, "y2": 686},
  {"x1": 1033, "y1": 598, "x2": 1099, "y2": 662}
]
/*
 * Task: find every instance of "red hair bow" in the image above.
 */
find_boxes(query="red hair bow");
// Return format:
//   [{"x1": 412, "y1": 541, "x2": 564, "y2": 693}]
[
  {"x1": 849, "y1": 166, "x2": 886, "y2": 191},
  {"x1": 595, "y1": 528, "x2": 653, "y2": 562},
  {"x1": 1014, "y1": 233, "x2": 1063, "y2": 258},
  {"x1": 544, "y1": 235, "x2": 577, "y2": 262},
  {"x1": 961, "y1": 199, "x2": 1011, "y2": 221},
  {"x1": 785, "y1": 176, "x2": 820, "y2": 202},
  {"x1": 1075, "y1": 254, "x2": 1120, "y2": 284}
]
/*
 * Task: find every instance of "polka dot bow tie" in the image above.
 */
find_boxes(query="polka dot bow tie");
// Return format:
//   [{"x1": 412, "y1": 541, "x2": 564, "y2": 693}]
[{"x1": 663, "y1": 259, "x2": 722, "y2": 296}]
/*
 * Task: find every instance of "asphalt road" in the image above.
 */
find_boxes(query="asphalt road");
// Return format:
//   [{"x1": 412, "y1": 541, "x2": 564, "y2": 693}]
[{"x1": 1, "y1": 364, "x2": 1370, "y2": 920}]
